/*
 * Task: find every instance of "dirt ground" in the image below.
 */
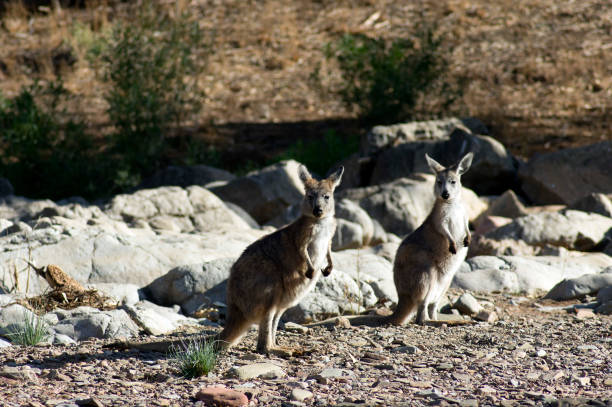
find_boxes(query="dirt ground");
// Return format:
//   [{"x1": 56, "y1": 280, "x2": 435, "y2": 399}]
[
  {"x1": 0, "y1": 0, "x2": 610, "y2": 164},
  {"x1": 1, "y1": 292, "x2": 611, "y2": 406}
]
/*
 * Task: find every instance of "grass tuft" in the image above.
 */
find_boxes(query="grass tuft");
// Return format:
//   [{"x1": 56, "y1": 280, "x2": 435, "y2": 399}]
[
  {"x1": 7, "y1": 313, "x2": 49, "y2": 346},
  {"x1": 169, "y1": 338, "x2": 220, "y2": 378}
]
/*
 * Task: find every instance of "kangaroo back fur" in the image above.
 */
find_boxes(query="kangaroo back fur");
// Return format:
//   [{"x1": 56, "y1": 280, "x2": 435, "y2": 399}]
[{"x1": 217, "y1": 164, "x2": 344, "y2": 353}]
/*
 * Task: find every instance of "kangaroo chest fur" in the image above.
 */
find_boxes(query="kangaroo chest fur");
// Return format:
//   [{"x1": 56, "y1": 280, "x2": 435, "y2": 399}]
[
  {"x1": 283, "y1": 216, "x2": 335, "y2": 308},
  {"x1": 437, "y1": 201, "x2": 467, "y2": 243}
]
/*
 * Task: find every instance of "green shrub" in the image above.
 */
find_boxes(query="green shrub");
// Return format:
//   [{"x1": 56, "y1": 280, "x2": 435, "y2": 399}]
[
  {"x1": 169, "y1": 338, "x2": 220, "y2": 378},
  {"x1": 7, "y1": 313, "x2": 49, "y2": 346},
  {"x1": 100, "y1": 1, "x2": 207, "y2": 183},
  {"x1": 275, "y1": 129, "x2": 359, "y2": 177},
  {"x1": 0, "y1": 80, "x2": 103, "y2": 199},
  {"x1": 326, "y1": 25, "x2": 458, "y2": 124}
]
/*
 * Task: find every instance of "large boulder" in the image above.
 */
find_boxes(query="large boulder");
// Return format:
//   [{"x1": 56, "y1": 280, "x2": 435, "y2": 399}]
[
  {"x1": 519, "y1": 141, "x2": 612, "y2": 205},
  {"x1": 105, "y1": 186, "x2": 252, "y2": 233},
  {"x1": 569, "y1": 193, "x2": 612, "y2": 218},
  {"x1": 544, "y1": 267, "x2": 612, "y2": 301},
  {"x1": 453, "y1": 253, "x2": 612, "y2": 293},
  {"x1": 362, "y1": 117, "x2": 488, "y2": 155},
  {"x1": 484, "y1": 210, "x2": 612, "y2": 251},
  {"x1": 339, "y1": 174, "x2": 486, "y2": 237},
  {"x1": 0, "y1": 221, "x2": 263, "y2": 295},
  {"x1": 365, "y1": 123, "x2": 517, "y2": 195},
  {"x1": 210, "y1": 160, "x2": 305, "y2": 225},
  {"x1": 49, "y1": 307, "x2": 140, "y2": 341},
  {"x1": 143, "y1": 258, "x2": 235, "y2": 315}
]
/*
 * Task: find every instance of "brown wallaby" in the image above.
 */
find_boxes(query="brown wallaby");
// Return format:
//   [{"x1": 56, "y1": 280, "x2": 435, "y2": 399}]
[
  {"x1": 387, "y1": 152, "x2": 473, "y2": 325},
  {"x1": 217, "y1": 164, "x2": 344, "y2": 353}
]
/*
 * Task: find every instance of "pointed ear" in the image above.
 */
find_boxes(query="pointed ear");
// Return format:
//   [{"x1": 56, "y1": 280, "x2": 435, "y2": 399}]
[
  {"x1": 425, "y1": 154, "x2": 445, "y2": 174},
  {"x1": 298, "y1": 165, "x2": 312, "y2": 185},
  {"x1": 457, "y1": 152, "x2": 474, "y2": 175},
  {"x1": 327, "y1": 166, "x2": 344, "y2": 188}
]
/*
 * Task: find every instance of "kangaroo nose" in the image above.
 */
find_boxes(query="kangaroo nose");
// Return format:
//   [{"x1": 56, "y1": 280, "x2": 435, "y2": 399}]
[
  {"x1": 441, "y1": 191, "x2": 450, "y2": 200},
  {"x1": 313, "y1": 207, "x2": 323, "y2": 217}
]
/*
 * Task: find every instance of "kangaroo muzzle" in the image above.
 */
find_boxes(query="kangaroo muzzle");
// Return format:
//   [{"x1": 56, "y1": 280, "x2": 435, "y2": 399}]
[
  {"x1": 441, "y1": 190, "x2": 450, "y2": 200},
  {"x1": 313, "y1": 207, "x2": 323, "y2": 217}
]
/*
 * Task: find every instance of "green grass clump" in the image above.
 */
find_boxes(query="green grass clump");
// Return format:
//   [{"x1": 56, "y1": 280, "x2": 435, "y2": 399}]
[
  {"x1": 7, "y1": 313, "x2": 49, "y2": 346},
  {"x1": 169, "y1": 338, "x2": 220, "y2": 378}
]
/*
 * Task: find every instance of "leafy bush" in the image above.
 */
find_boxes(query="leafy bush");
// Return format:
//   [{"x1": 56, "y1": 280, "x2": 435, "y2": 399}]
[
  {"x1": 99, "y1": 1, "x2": 207, "y2": 183},
  {"x1": 7, "y1": 313, "x2": 49, "y2": 346},
  {"x1": 169, "y1": 338, "x2": 220, "y2": 378},
  {"x1": 275, "y1": 129, "x2": 359, "y2": 177},
  {"x1": 326, "y1": 25, "x2": 459, "y2": 124},
  {"x1": 0, "y1": 81, "x2": 103, "y2": 199}
]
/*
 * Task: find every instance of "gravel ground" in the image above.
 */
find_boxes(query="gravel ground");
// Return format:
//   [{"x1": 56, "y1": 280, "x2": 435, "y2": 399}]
[{"x1": 1, "y1": 293, "x2": 611, "y2": 407}]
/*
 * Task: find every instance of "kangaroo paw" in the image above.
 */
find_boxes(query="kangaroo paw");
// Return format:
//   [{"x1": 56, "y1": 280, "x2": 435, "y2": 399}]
[
  {"x1": 305, "y1": 266, "x2": 315, "y2": 279},
  {"x1": 449, "y1": 241, "x2": 457, "y2": 254},
  {"x1": 463, "y1": 234, "x2": 471, "y2": 247},
  {"x1": 322, "y1": 264, "x2": 332, "y2": 277}
]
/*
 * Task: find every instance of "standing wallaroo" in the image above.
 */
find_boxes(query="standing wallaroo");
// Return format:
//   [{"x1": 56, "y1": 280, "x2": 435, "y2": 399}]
[
  {"x1": 217, "y1": 164, "x2": 344, "y2": 353},
  {"x1": 387, "y1": 152, "x2": 474, "y2": 325}
]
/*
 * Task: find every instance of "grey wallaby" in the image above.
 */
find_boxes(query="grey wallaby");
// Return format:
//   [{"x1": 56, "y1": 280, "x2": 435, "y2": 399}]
[
  {"x1": 216, "y1": 164, "x2": 344, "y2": 353},
  {"x1": 387, "y1": 152, "x2": 473, "y2": 325}
]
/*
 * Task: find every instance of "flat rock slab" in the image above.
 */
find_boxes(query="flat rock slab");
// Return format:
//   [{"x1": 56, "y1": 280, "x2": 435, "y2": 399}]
[{"x1": 228, "y1": 362, "x2": 286, "y2": 380}]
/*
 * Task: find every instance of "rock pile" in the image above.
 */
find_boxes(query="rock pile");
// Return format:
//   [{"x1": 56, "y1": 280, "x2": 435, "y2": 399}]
[{"x1": 1, "y1": 117, "x2": 611, "y2": 345}]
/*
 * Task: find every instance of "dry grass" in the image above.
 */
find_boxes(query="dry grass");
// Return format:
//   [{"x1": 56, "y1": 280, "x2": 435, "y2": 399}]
[{"x1": 0, "y1": 0, "x2": 610, "y2": 160}]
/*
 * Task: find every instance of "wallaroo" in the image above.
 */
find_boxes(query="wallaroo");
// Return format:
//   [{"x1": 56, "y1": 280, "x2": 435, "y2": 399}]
[
  {"x1": 386, "y1": 152, "x2": 474, "y2": 325},
  {"x1": 215, "y1": 164, "x2": 344, "y2": 354}
]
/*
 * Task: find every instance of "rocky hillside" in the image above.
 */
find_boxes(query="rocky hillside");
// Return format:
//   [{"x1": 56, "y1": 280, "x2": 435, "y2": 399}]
[{"x1": 0, "y1": 118, "x2": 611, "y2": 405}]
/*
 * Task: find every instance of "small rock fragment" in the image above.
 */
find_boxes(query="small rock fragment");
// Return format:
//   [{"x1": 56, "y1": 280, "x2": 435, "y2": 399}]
[
  {"x1": 228, "y1": 363, "x2": 286, "y2": 380},
  {"x1": 195, "y1": 386, "x2": 249, "y2": 407},
  {"x1": 475, "y1": 309, "x2": 498, "y2": 323},
  {"x1": 335, "y1": 316, "x2": 351, "y2": 328},
  {"x1": 453, "y1": 293, "x2": 483, "y2": 315},
  {"x1": 290, "y1": 388, "x2": 313, "y2": 402},
  {"x1": 284, "y1": 322, "x2": 308, "y2": 333}
]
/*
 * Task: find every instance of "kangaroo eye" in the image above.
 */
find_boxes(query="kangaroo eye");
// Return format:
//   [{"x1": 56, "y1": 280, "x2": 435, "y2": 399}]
[{"x1": 450, "y1": 180, "x2": 456, "y2": 185}]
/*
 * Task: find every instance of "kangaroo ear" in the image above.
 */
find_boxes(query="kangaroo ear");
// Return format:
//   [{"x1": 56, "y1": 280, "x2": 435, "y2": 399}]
[
  {"x1": 327, "y1": 166, "x2": 344, "y2": 188},
  {"x1": 457, "y1": 152, "x2": 474, "y2": 175},
  {"x1": 425, "y1": 154, "x2": 445, "y2": 174},
  {"x1": 298, "y1": 165, "x2": 312, "y2": 184}
]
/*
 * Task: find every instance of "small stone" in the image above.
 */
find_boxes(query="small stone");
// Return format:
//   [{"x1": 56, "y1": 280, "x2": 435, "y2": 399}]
[
  {"x1": 290, "y1": 388, "x2": 313, "y2": 402},
  {"x1": 574, "y1": 376, "x2": 590, "y2": 386},
  {"x1": 435, "y1": 363, "x2": 453, "y2": 371},
  {"x1": 311, "y1": 368, "x2": 354, "y2": 384},
  {"x1": 459, "y1": 400, "x2": 478, "y2": 407},
  {"x1": 478, "y1": 385, "x2": 496, "y2": 395},
  {"x1": 526, "y1": 372, "x2": 541, "y2": 381},
  {"x1": 512, "y1": 350, "x2": 527, "y2": 359},
  {"x1": 475, "y1": 310, "x2": 498, "y2": 323},
  {"x1": 392, "y1": 345, "x2": 420, "y2": 354},
  {"x1": 335, "y1": 316, "x2": 351, "y2": 328},
  {"x1": 75, "y1": 398, "x2": 104, "y2": 407},
  {"x1": 0, "y1": 366, "x2": 38, "y2": 381},
  {"x1": 228, "y1": 363, "x2": 286, "y2": 380},
  {"x1": 604, "y1": 377, "x2": 612, "y2": 386},
  {"x1": 453, "y1": 293, "x2": 482, "y2": 315},
  {"x1": 536, "y1": 349, "x2": 547, "y2": 357},
  {"x1": 348, "y1": 337, "x2": 368, "y2": 347},
  {"x1": 195, "y1": 386, "x2": 249, "y2": 407},
  {"x1": 542, "y1": 370, "x2": 564, "y2": 382},
  {"x1": 575, "y1": 308, "x2": 595, "y2": 319},
  {"x1": 284, "y1": 322, "x2": 308, "y2": 333},
  {"x1": 0, "y1": 338, "x2": 11, "y2": 348}
]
